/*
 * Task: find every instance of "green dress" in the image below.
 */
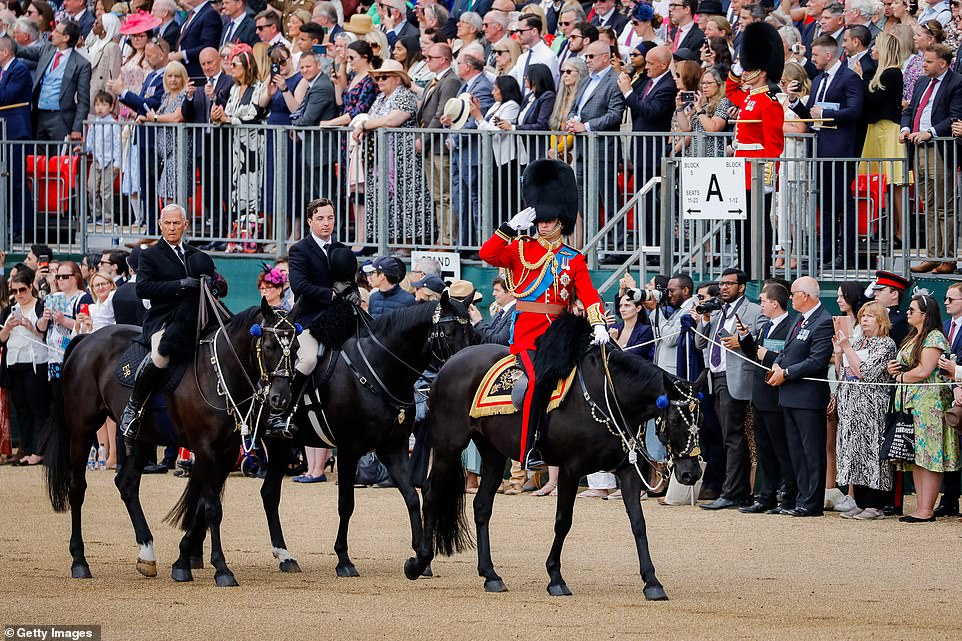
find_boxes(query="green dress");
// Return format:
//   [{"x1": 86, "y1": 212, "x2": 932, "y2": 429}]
[{"x1": 895, "y1": 331, "x2": 961, "y2": 472}]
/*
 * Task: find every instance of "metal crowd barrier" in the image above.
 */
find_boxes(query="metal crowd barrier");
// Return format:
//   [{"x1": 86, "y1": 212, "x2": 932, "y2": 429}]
[{"x1": 2, "y1": 122, "x2": 960, "y2": 285}]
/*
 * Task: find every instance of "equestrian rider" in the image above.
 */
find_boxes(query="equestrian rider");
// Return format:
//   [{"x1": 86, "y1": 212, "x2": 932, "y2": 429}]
[
  {"x1": 479, "y1": 159, "x2": 610, "y2": 470},
  {"x1": 265, "y1": 197, "x2": 358, "y2": 437},
  {"x1": 118, "y1": 203, "x2": 225, "y2": 439}
]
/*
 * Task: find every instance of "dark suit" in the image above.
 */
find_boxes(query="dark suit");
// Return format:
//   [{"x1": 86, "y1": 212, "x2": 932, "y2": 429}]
[
  {"x1": 177, "y1": 2, "x2": 224, "y2": 79},
  {"x1": 20, "y1": 44, "x2": 91, "y2": 140},
  {"x1": 119, "y1": 66, "x2": 166, "y2": 232},
  {"x1": 70, "y1": 10, "x2": 96, "y2": 38},
  {"x1": 939, "y1": 316, "x2": 962, "y2": 508},
  {"x1": 626, "y1": 71, "x2": 675, "y2": 240},
  {"x1": 478, "y1": 304, "x2": 514, "y2": 346},
  {"x1": 451, "y1": 72, "x2": 494, "y2": 246},
  {"x1": 159, "y1": 20, "x2": 181, "y2": 54},
  {"x1": 852, "y1": 52, "x2": 877, "y2": 152},
  {"x1": 291, "y1": 73, "x2": 339, "y2": 201},
  {"x1": 220, "y1": 15, "x2": 258, "y2": 47},
  {"x1": 386, "y1": 20, "x2": 419, "y2": 49},
  {"x1": 668, "y1": 23, "x2": 705, "y2": 53},
  {"x1": 590, "y1": 9, "x2": 629, "y2": 35},
  {"x1": 182, "y1": 72, "x2": 234, "y2": 233},
  {"x1": 112, "y1": 281, "x2": 147, "y2": 326},
  {"x1": 517, "y1": 90, "x2": 556, "y2": 160},
  {"x1": 794, "y1": 62, "x2": 864, "y2": 260},
  {"x1": 287, "y1": 236, "x2": 346, "y2": 328},
  {"x1": 900, "y1": 69, "x2": 962, "y2": 260},
  {"x1": 136, "y1": 241, "x2": 218, "y2": 360},
  {"x1": 567, "y1": 68, "x2": 625, "y2": 241},
  {"x1": 740, "y1": 315, "x2": 796, "y2": 508},
  {"x1": 773, "y1": 304, "x2": 835, "y2": 514},
  {"x1": 0, "y1": 58, "x2": 35, "y2": 237}
]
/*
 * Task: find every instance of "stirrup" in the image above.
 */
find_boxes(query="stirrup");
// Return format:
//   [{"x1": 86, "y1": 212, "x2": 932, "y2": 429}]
[
  {"x1": 523, "y1": 448, "x2": 546, "y2": 472},
  {"x1": 265, "y1": 413, "x2": 296, "y2": 439}
]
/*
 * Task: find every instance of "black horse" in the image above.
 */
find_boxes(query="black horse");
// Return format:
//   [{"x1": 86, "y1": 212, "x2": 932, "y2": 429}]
[
  {"x1": 404, "y1": 315, "x2": 703, "y2": 599},
  {"x1": 44, "y1": 300, "x2": 300, "y2": 586},
  {"x1": 257, "y1": 292, "x2": 477, "y2": 576}
]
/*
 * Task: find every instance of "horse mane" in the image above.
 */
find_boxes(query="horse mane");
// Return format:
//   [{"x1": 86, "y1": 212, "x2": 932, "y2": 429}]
[
  {"x1": 604, "y1": 347, "x2": 667, "y2": 393},
  {"x1": 368, "y1": 300, "x2": 442, "y2": 336},
  {"x1": 226, "y1": 305, "x2": 262, "y2": 333}
]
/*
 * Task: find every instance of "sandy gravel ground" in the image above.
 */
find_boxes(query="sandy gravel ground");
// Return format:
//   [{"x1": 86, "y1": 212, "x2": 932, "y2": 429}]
[{"x1": 1, "y1": 465, "x2": 960, "y2": 640}]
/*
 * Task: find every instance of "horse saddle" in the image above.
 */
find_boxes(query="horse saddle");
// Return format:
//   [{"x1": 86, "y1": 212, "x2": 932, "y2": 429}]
[
  {"x1": 469, "y1": 355, "x2": 577, "y2": 419},
  {"x1": 114, "y1": 340, "x2": 188, "y2": 394}
]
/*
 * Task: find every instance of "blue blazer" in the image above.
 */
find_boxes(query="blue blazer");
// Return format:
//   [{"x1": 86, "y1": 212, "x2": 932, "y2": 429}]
[
  {"x1": 900, "y1": 69, "x2": 962, "y2": 138},
  {"x1": 119, "y1": 67, "x2": 165, "y2": 116},
  {"x1": 177, "y1": 3, "x2": 223, "y2": 79},
  {"x1": 626, "y1": 73, "x2": 676, "y2": 132},
  {"x1": 794, "y1": 63, "x2": 864, "y2": 158},
  {"x1": 221, "y1": 15, "x2": 258, "y2": 47},
  {"x1": 616, "y1": 321, "x2": 655, "y2": 361},
  {"x1": 517, "y1": 90, "x2": 556, "y2": 131},
  {"x1": 0, "y1": 59, "x2": 34, "y2": 140},
  {"x1": 944, "y1": 318, "x2": 962, "y2": 358}
]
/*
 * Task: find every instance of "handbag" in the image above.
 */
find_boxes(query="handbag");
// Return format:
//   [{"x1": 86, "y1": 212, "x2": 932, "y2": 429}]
[
  {"x1": 826, "y1": 392, "x2": 838, "y2": 422},
  {"x1": 880, "y1": 386, "x2": 915, "y2": 462},
  {"x1": 944, "y1": 404, "x2": 962, "y2": 436}
]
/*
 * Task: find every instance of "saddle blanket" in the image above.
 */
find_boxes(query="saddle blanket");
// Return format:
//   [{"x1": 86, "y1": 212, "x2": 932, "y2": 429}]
[
  {"x1": 114, "y1": 340, "x2": 187, "y2": 394},
  {"x1": 469, "y1": 355, "x2": 576, "y2": 419}
]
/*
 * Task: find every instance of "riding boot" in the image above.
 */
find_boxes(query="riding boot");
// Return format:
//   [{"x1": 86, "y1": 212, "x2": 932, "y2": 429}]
[
  {"x1": 119, "y1": 358, "x2": 165, "y2": 440},
  {"x1": 264, "y1": 372, "x2": 308, "y2": 438},
  {"x1": 523, "y1": 414, "x2": 549, "y2": 471}
]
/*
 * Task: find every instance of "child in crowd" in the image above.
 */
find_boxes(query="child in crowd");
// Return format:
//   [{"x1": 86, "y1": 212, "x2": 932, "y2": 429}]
[{"x1": 85, "y1": 91, "x2": 122, "y2": 224}]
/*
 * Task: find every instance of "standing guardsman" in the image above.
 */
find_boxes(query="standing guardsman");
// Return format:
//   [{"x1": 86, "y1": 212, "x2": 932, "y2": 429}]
[
  {"x1": 726, "y1": 21, "x2": 785, "y2": 277},
  {"x1": 118, "y1": 204, "x2": 226, "y2": 439},
  {"x1": 479, "y1": 159, "x2": 610, "y2": 470}
]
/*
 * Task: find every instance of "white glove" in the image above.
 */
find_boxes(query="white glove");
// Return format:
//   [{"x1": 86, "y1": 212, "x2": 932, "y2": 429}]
[
  {"x1": 591, "y1": 324, "x2": 610, "y2": 345},
  {"x1": 732, "y1": 62, "x2": 743, "y2": 77},
  {"x1": 507, "y1": 206, "x2": 537, "y2": 231}
]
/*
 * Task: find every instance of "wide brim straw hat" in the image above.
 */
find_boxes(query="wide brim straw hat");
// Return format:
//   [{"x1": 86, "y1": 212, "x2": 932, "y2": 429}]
[
  {"x1": 344, "y1": 14, "x2": 374, "y2": 35},
  {"x1": 370, "y1": 59, "x2": 412, "y2": 87},
  {"x1": 443, "y1": 94, "x2": 472, "y2": 130}
]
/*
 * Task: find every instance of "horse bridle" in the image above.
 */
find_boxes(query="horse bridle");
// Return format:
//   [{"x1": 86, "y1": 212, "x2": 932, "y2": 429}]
[
  {"x1": 250, "y1": 311, "x2": 300, "y2": 385},
  {"x1": 428, "y1": 303, "x2": 471, "y2": 364}
]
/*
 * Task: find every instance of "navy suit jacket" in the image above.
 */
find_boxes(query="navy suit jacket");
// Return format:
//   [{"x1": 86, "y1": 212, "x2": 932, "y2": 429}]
[
  {"x1": 740, "y1": 315, "x2": 792, "y2": 413},
  {"x1": 288, "y1": 236, "x2": 347, "y2": 328},
  {"x1": 668, "y1": 23, "x2": 706, "y2": 53},
  {"x1": 900, "y1": 69, "x2": 962, "y2": 137},
  {"x1": 626, "y1": 72, "x2": 676, "y2": 132},
  {"x1": 617, "y1": 321, "x2": 655, "y2": 360},
  {"x1": 0, "y1": 59, "x2": 34, "y2": 140},
  {"x1": 944, "y1": 317, "x2": 962, "y2": 359},
  {"x1": 773, "y1": 305, "x2": 835, "y2": 409},
  {"x1": 160, "y1": 21, "x2": 181, "y2": 53},
  {"x1": 181, "y1": 72, "x2": 233, "y2": 123},
  {"x1": 221, "y1": 15, "x2": 258, "y2": 47},
  {"x1": 112, "y1": 281, "x2": 146, "y2": 327},
  {"x1": 591, "y1": 11, "x2": 629, "y2": 35},
  {"x1": 517, "y1": 90, "x2": 556, "y2": 131},
  {"x1": 794, "y1": 63, "x2": 864, "y2": 158},
  {"x1": 120, "y1": 67, "x2": 165, "y2": 150},
  {"x1": 178, "y1": 3, "x2": 223, "y2": 78},
  {"x1": 478, "y1": 305, "x2": 514, "y2": 346},
  {"x1": 73, "y1": 10, "x2": 96, "y2": 38}
]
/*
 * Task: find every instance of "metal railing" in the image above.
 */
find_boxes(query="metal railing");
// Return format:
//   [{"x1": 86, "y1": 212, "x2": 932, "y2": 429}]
[{"x1": 2, "y1": 122, "x2": 960, "y2": 287}]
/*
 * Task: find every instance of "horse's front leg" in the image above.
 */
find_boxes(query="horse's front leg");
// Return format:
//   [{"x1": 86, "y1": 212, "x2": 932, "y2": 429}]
[
  {"x1": 616, "y1": 465, "x2": 668, "y2": 601},
  {"x1": 545, "y1": 467, "x2": 580, "y2": 596},
  {"x1": 196, "y1": 452, "x2": 239, "y2": 587},
  {"x1": 376, "y1": 438, "x2": 432, "y2": 577},
  {"x1": 115, "y1": 440, "x2": 157, "y2": 578},
  {"x1": 333, "y1": 451, "x2": 360, "y2": 577},
  {"x1": 474, "y1": 438, "x2": 508, "y2": 593},
  {"x1": 260, "y1": 439, "x2": 301, "y2": 572}
]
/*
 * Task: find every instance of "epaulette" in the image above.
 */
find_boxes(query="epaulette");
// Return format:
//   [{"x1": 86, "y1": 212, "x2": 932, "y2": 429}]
[{"x1": 749, "y1": 85, "x2": 771, "y2": 96}]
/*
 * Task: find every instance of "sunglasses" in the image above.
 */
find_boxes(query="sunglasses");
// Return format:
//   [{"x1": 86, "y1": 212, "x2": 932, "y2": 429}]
[
  {"x1": 11, "y1": 287, "x2": 29, "y2": 294},
  {"x1": 493, "y1": 49, "x2": 508, "y2": 54},
  {"x1": 559, "y1": 20, "x2": 573, "y2": 26},
  {"x1": 55, "y1": 274, "x2": 73, "y2": 280},
  {"x1": 946, "y1": 296, "x2": 962, "y2": 303},
  {"x1": 560, "y1": 69, "x2": 578, "y2": 74},
  {"x1": 255, "y1": 24, "x2": 270, "y2": 31}
]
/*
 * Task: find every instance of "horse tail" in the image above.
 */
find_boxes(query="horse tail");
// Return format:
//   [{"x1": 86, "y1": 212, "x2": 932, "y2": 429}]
[
  {"x1": 426, "y1": 414, "x2": 474, "y2": 556},
  {"x1": 164, "y1": 471, "x2": 205, "y2": 531},
  {"x1": 44, "y1": 372, "x2": 72, "y2": 513}
]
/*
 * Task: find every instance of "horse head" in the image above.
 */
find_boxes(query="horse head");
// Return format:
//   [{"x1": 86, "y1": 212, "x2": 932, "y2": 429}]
[
  {"x1": 655, "y1": 374, "x2": 703, "y2": 486},
  {"x1": 428, "y1": 291, "x2": 479, "y2": 364},
  {"x1": 251, "y1": 298, "x2": 302, "y2": 412}
]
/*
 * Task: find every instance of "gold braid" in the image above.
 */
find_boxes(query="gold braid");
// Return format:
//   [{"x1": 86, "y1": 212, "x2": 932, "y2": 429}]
[{"x1": 503, "y1": 237, "x2": 562, "y2": 300}]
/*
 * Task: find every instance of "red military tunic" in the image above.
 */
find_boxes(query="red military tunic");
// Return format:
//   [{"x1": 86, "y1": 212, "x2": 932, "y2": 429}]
[
  {"x1": 726, "y1": 76, "x2": 785, "y2": 190},
  {"x1": 480, "y1": 225, "x2": 604, "y2": 355}
]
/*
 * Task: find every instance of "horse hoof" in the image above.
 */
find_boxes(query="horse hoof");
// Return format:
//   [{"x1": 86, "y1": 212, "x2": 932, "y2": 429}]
[
  {"x1": 644, "y1": 585, "x2": 669, "y2": 601},
  {"x1": 547, "y1": 584, "x2": 572, "y2": 597},
  {"x1": 136, "y1": 558, "x2": 158, "y2": 578},
  {"x1": 215, "y1": 572, "x2": 239, "y2": 587},
  {"x1": 421, "y1": 564, "x2": 433, "y2": 578},
  {"x1": 403, "y1": 558, "x2": 422, "y2": 581},
  {"x1": 336, "y1": 564, "x2": 360, "y2": 578},
  {"x1": 189, "y1": 556, "x2": 204, "y2": 570},
  {"x1": 484, "y1": 579, "x2": 508, "y2": 593},
  {"x1": 71, "y1": 564, "x2": 92, "y2": 579},
  {"x1": 171, "y1": 567, "x2": 194, "y2": 583},
  {"x1": 279, "y1": 559, "x2": 302, "y2": 573}
]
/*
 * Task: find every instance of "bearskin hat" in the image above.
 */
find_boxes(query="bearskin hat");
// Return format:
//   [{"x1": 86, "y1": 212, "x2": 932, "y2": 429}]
[
  {"x1": 328, "y1": 246, "x2": 359, "y2": 283},
  {"x1": 521, "y1": 159, "x2": 579, "y2": 236},
  {"x1": 739, "y1": 22, "x2": 784, "y2": 84}
]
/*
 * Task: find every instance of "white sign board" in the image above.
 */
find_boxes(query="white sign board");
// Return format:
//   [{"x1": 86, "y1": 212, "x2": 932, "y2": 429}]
[
  {"x1": 681, "y1": 157, "x2": 747, "y2": 220},
  {"x1": 411, "y1": 250, "x2": 461, "y2": 283}
]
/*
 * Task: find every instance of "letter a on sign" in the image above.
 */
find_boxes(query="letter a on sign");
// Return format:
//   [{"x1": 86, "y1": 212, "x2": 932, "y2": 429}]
[{"x1": 706, "y1": 174, "x2": 723, "y2": 202}]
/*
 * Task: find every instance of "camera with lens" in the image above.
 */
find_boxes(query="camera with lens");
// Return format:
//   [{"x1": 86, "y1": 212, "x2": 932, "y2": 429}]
[
  {"x1": 625, "y1": 287, "x2": 663, "y2": 304},
  {"x1": 695, "y1": 297, "x2": 724, "y2": 314}
]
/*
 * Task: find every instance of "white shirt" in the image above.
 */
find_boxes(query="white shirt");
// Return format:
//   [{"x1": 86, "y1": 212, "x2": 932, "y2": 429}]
[
  {"x1": 311, "y1": 232, "x2": 332, "y2": 254},
  {"x1": 671, "y1": 21, "x2": 694, "y2": 50},
  {"x1": 847, "y1": 50, "x2": 868, "y2": 71},
  {"x1": 707, "y1": 295, "x2": 745, "y2": 374},
  {"x1": 814, "y1": 59, "x2": 843, "y2": 102},
  {"x1": 765, "y1": 311, "x2": 789, "y2": 335},
  {"x1": 625, "y1": 69, "x2": 669, "y2": 98},
  {"x1": 916, "y1": 70, "x2": 947, "y2": 134},
  {"x1": 4, "y1": 303, "x2": 46, "y2": 366},
  {"x1": 91, "y1": 291, "x2": 116, "y2": 331},
  {"x1": 509, "y1": 40, "x2": 560, "y2": 93}
]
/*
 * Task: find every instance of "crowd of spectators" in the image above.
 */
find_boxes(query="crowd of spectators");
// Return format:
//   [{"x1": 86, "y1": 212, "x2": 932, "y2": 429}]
[{"x1": 3, "y1": 0, "x2": 962, "y2": 268}]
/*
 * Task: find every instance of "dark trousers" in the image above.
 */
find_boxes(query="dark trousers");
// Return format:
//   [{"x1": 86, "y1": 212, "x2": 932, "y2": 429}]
[
  {"x1": 752, "y1": 406, "x2": 796, "y2": 507},
  {"x1": 7, "y1": 142, "x2": 35, "y2": 238},
  {"x1": 783, "y1": 407, "x2": 827, "y2": 513},
  {"x1": 853, "y1": 485, "x2": 888, "y2": 510},
  {"x1": 7, "y1": 363, "x2": 51, "y2": 457},
  {"x1": 818, "y1": 160, "x2": 857, "y2": 259},
  {"x1": 699, "y1": 391, "x2": 726, "y2": 493},
  {"x1": 34, "y1": 110, "x2": 70, "y2": 142},
  {"x1": 712, "y1": 373, "x2": 752, "y2": 501}
]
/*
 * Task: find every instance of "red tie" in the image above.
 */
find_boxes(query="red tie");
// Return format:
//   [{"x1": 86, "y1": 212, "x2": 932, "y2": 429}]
[
  {"x1": 913, "y1": 77, "x2": 937, "y2": 132},
  {"x1": 672, "y1": 27, "x2": 682, "y2": 51},
  {"x1": 52, "y1": 51, "x2": 62, "y2": 70},
  {"x1": 643, "y1": 77, "x2": 656, "y2": 98},
  {"x1": 950, "y1": 320, "x2": 958, "y2": 345}
]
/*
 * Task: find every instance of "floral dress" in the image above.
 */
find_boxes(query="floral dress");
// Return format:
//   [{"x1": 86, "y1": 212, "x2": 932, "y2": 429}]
[
  {"x1": 157, "y1": 91, "x2": 189, "y2": 200},
  {"x1": 836, "y1": 335, "x2": 896, "y2": 490},
  {"x1": 223, "y1": 82, "x2": 268, "y2": 215},
  {"x1": 363, "y1": 86, "x2": 433, "y2": 244},
  {"x1": 895, "y1": 330, "x2": 961, "y2": 472},
  {"x1": 902, "y1": 53, "x2": 924, "y2": 106}
]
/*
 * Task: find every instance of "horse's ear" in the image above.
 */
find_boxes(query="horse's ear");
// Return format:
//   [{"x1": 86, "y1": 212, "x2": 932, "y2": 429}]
[
  {"x1": 689, "y1": 369, "x2": 708, "y2": 395},
  {"x1": 260, "y1": 296, "x2": 275, "y2": 322},
  {"x1": 440, "y1": 289, "x2": 451, "y2": 308}
]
